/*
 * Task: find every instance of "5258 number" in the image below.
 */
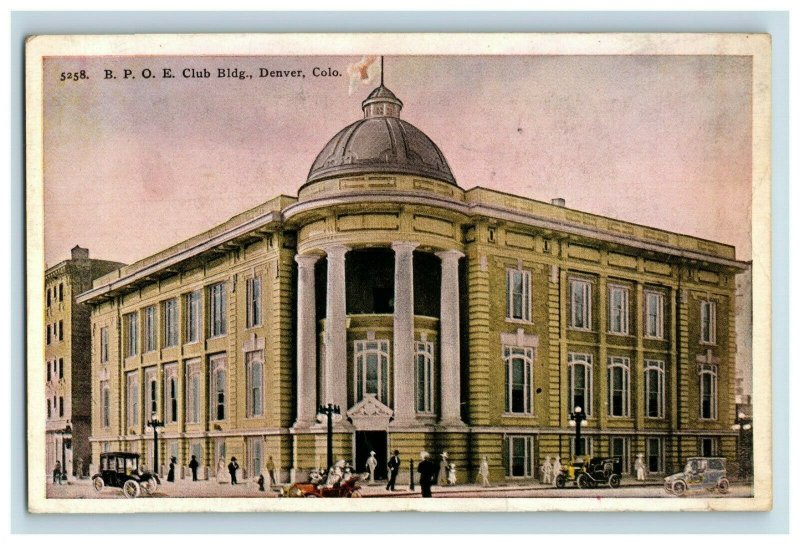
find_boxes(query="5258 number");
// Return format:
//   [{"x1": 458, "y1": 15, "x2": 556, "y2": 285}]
[{"x1": 60, "y1": 70, "x2": 88, "y2": 82}]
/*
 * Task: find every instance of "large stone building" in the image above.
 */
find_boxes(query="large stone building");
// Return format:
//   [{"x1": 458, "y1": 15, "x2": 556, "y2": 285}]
[
  {"x1": 77, "y1": 85, "x2": 747, "y2": 483},
  {"x1": 45, "y1": 246, "x2": 125, "y2": 478}
]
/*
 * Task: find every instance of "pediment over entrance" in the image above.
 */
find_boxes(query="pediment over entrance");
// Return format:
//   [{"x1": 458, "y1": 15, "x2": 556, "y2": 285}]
[{"x1": 347, "y1": 394, "x2": 394, "y2": 430}]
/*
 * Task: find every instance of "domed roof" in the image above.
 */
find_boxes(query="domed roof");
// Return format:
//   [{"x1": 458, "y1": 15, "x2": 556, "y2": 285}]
[{"x1": 305, "y1": 85, "x2": 456, "y2": 187}]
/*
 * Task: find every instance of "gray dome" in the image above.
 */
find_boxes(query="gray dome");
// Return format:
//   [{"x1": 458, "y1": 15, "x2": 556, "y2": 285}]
[{"x1": 304, "y1": 85, "x2": 457, "y2": 187}]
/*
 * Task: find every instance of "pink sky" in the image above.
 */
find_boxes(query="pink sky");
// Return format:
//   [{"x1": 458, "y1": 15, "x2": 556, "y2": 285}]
[{"x1": 43, "y1": 54, "x2": 752, "y2": 266}]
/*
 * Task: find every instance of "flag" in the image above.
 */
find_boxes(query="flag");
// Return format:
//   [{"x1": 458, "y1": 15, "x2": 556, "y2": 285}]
[{"x1": 347, "y1": 56, "x2": 380, "y2": 95}]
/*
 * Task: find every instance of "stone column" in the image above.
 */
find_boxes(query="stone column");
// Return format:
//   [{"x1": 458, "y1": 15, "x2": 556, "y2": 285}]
[
  {"x1": 437, "y1": 249, "x2": 465, "y2": 426},
  {"x1": 324, "y1": 245, "x2": 349, "y2": 411},
  {"x1": 294, "y1": 253, "x2": 320, "y2": 427},
  {"x1": 392, "y1": 241, "x2": 419, "y2": 423}
]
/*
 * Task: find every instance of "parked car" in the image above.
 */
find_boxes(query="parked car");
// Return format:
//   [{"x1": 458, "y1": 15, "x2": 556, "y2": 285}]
[
  {"x1": 280, "y1": 466, "x2": 365, "y2": 498},
  {"x1": 555, "y1": 456, "x2": 623, "y2": 489},
  {"x1": 92, "y1": 452, "x2": 160, "y2": 498},
  {"x1": 664, "y1": 457, "x2": 730, "y2": 496}
]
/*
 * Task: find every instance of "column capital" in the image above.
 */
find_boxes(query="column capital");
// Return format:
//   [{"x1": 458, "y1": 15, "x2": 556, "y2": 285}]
[
  {"x1": 391, "y1": 241, "x2": 420, "y2": 254},
  {"x1": 321, "y1": 244, "x2": 350, "y2": 260},
  {"x1": 435, "y1": 249, "x2": 465, "y2": 262},
  {"x1": 294, "y1": 253, "x2": 321, "y2": 268}
]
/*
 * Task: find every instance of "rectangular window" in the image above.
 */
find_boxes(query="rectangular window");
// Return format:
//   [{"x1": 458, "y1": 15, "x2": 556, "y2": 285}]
[
  {"x1": 58, "y1": 396, "x2": 64, "y2": 417},
  {"x1": 47, "y1": 324, "x2": 51, "y2": 345},
  {"x1": 163, "y1": 364, "x2": 178, "y2": 424},
  {"x1": 208, "y1": 283, "x2": 227, "y2": 337},
  {"x1": 607, "y1": 356, "x2": 631, "y2": 417},
  {"x1": 567, "y1": 352, "x2": 593, "y2": 416},
  {"x1": 608, "y1": 285, "x2": 629, "y2": 334},
  {"x1": 699, "y1": 363, "x2": 718, "y2": 420},
  {"x1": 47, "y1": 361, "x2": 51, "y2": 382},
  {"x1": 415, "y1": 341, "x2": 434, "y2": 413},
  {"x1": 47, "y1": 399, "x2": 51, "y2": 419},
  {"x1": 506, "y1": 269, "x2": 531, "y2": 321},
  {"x1": 145, "y1": 368, "x2": 157, "y2": 418},
  {"x1": 58, "y1": 320, "x2": 64, "y2": 341},
  {"x1": 248, "y1": 437, "x2": 263, "y2": 477},
  {"x1": 46, "y1": 288, "x2": 51, "y2": 307},
  {"x1": 246, "y1": 351, "x2": 264, "y2": 417},
  {"x1": 610, "y1": 437, "x2": 630, "y2": 474},
  {"x1": 644, "y1": 291, "x2": 665, "y2": 339},
  {"x1": 58, "y1": 358, "x2": 64, "y2": 379},
  {"x1": 144, "y1": 306, "x2": 157, "y2": 352},
  {"x1": 569, "y1": 278, "x2": 592, "y2": 330},
  {"x1": 507, "y1": 435, "x2": 534, "y2": 478},
  {"x1": 185, "y1": 291, "x2": 201, "y2": 343},
  {"x1": 100, "y1": 381, "x2": 110, "y2": 428},
  {"x1": 163, "y1": 298, "x2": 178, "y2": 347},
  {"x1": 124, "y1": 313, "x2": 138, "y2": 357},
  {"x1": 209, "y1": 354, "x2": 227, "y2": 421},
  {"x1": 644, "y1": 359, "x2": 665, "y2": 418},
  {"x1": 700, "y1": 437, "x2": 718, "y2": 457},
  {"x1": 185, "y1": 359, "x2": 201, "y2": 424},
  {"x1": 246, "y1": 277, "x2": 262, "y2": 328},
  {"x1": 58, "y1": 283, "x2": 64, "y2": 302},
  {"x1": 504, "y1": 345, "x2": 534, "y2": 414},
  {"x1": 100, "y1": 326, "x2": 109, "y2": 364},
  {"x1": 126, "y1": 372, "x2": 139, "y2": 428},
  {"x1": 354, "y1": 340, "x2": 390, "y2": 404},
  {"x1": 700, "y1": 300, "x2": 717, "y2": 344},
  {"x1": 647, "y1": 437, "x2": 663, "y2": 473},
  {"x1": 570, "y1": 436, "x2": 594, "y2": 458}
]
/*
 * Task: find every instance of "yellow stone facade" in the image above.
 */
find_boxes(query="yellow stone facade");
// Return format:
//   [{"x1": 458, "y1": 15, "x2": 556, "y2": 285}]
[{"x1": 79, "y1": 85, "x2": 746, "y2": 484}]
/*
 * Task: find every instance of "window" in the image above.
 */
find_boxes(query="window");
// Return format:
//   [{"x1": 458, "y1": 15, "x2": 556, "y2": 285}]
[
  {"x1": 208, "y1": 283, "x2": 227, "y2": 337},
  {"x1": 47, "y1": 361, "x2": 52, "y2": 382},
  {"x1": 567, "y1": 353, "x2": 593, "y2": 416},
  {"x1": 100, "y1": 381, "x2": 110, "y2": 428},
  {"x1": 699, "y1": 437, "x2": 718, "y2": 457},
  {"x1": 248, "y1": 437, "x2": 263, "y2": 477},
  {"x1": 504, "y1": 345, "x2": 534, "y2": 414},
  {"x1": 354, "y1": 340, "x2": 390, "y2": 404},
  {"x1": 246, "y1": 351, "x2": 263, "y2": 417},
  {"x1": 163, "y1": 299, "x2": 178, "y2": 347},
  {"x1": 144, "y1": 306, "x2": 157, "y2": 352},
  {"x1": 191, "y1": 442, "x2": 203, "y2": 466},
  {"x1": 126, "y1": 372, "x2": 139, "y2": 427},
  {"x1": 124, "y1": 313, "x2": 138, "y2": 357},
  {"x1": 58, "y1": 358, "x2": 64, "y2": 379},
  {"x1": 100, "y1": 326, "x2": 109, "y2": 364},
  {"x1": 163, "y1": 364, "x2": 178, "y2": 423},
  {"x1": 607, "y1": 356, "x2": 630, "y2": 417},
  {"x1": 699, "y1": 363, "x2": 718, "y2": 420},
  {"x1": 246, "y1": 277, "x2": 262, "y2": 328},
  {"x1": 647, "y1": 437, "x2": 663, "y2": 473},
  {"x1": 644, "y1": 359, "x2": 665, "y2": 418},
  {"x1": 46, "y1": 287, "x2": 51, "y2": 307},
  {"x1": 209, "y1": 354, "x2": 227, "y2": 421},
  {"x1": 47, "y1": 399, "x2": 51, "y2": 419},
  {"x1": 145, "y1": 368, "x2": 157, "y2": 417},
  {"x1": 506, "y1": 269, "x2": 531, "y2": 321},
  {"x1": 700, "y1": 300, "x2": 717, "y2": 344},
  {"x1": 185, "y1": 291, "x2": 201, "y2": 343},
  {"x1": 645, "y1": 291, "x2": 664, "y2": 338},
  {"x1": 570, "y1": 436, "x2": 594, "y2": 458},
  {"x1": 415, "y1": 341, "x2": 434, "y2": 414},
  {"x1": 506, "y1": 435, "x2": 534, "y2": 478},
  {"x1": 58, "y1": 283, "x2": 64, "y2": 302},
  {"x1": 185, "y1": 359, "x2": 201, "y2": 424},
  {"x1": 569, "y1": 278, "x2": 592, "y2": 330},
  {"x1": 59, "y1": 396, "x2": 64, "y2": 417},
  {"x1": 47, "y1": 324, "x2": 51, "y2": 345},
  {"x1": 611, "y1": 437, "x2": 630, "y2": 474},
  {"x1": 608, "y1": 285, "x2": 629, "y2": 334},
  {"x1": 58, "y1": 320, "x2": 64, "y2": 341}
]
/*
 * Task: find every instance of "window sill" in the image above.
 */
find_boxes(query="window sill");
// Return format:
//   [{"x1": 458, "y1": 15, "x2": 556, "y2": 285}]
[
  {"x1": 568, "y1": 327, "x2": 593, "y2": 333},
  {"x1": 501, "y1": 412, "x2": 536, "y2": 418},
  {"x1": 644, "y1": 335, "x2": 666, "y2": 341},
  {"x1": 607, "y1": 331, "x2": 632, "y2": 337},
  {"x1": 699, "y1": 341, "x2": 717, "y2": 347},
  {"x1": 505, "y1": 318, "x2": 533, "y2": 325}
]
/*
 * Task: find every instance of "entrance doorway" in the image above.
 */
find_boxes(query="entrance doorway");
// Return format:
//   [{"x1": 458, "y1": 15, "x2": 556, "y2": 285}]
[{"x1": 355, "y1": 431, "x2": 387, "y2": 480}]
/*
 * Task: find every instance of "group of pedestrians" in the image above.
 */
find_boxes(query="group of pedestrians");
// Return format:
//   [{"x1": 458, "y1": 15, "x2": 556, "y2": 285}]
[{"x1": 164, "y1": 454, "x2": 277, "y2": 490}]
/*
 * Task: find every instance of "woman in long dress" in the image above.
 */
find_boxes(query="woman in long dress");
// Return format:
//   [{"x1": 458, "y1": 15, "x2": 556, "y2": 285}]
[{"x1": 217, "y1": 457, "x2": 228, "y2": 484}]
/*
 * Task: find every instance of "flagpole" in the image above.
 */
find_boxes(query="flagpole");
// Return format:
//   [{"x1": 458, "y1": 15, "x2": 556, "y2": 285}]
[{"x1": 380, "y1": 56, "x2": 384, "y2": 86}]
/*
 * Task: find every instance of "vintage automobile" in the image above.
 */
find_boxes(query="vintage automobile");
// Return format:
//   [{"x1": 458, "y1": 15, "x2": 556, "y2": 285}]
[
  {"x1": 664, "y1": 457, "x2": 730, "y2": 496},
  {"x1": 280, "y1": 466, "x2": 366, "y2": 498},
  {"x1": 91, "y1": 452, "x2": 161, "y2": 498},
  {"x1": 554, "y1": 456, "x2": 623, "y2": 489}
]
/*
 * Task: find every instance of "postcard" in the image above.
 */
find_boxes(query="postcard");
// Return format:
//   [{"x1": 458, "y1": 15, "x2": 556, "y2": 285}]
[{"x1": 25, "y1": 33, "x2": 771, "y2": 513}]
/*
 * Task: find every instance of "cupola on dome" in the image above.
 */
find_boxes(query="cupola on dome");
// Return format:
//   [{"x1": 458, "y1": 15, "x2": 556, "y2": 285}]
[{"x1": 304, "y1": 85, "x2": 457, "y2": 187}]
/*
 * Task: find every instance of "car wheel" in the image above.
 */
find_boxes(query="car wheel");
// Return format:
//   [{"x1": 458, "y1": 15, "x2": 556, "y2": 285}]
[
  {"x1": 717, "y1": 478, "x2": 730, "y2": 494},
  {"x1": 672, "y1": 481, "x2": 687, "y2": 497},
  {"x1": 92, "y1": 477, "x2": 104, "y2": 492},
  {"x1": 555, "y1": 474, "x2": 566, "y2": 489},
  {"x1": 123, "y1": 480, "x2": 141, "y2": 498},
  {"x1": 577, "y1": 473, "x2": 590, "y2": 489},
  {"x1": 142, "y1": 477, "x2": 158, "y2": 495},
  {"x1": 608, "y1": 474, "x2": 621, "y2": 488}
]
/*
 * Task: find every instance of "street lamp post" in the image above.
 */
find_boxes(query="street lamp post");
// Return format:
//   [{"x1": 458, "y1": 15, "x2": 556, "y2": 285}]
[
  {"x1": 317, "y1": 404, "x2": 341, "y2": 470},
  {"x1": 56, "y1": 423, "x2": 73, "y2": 481},
  {"x1": 568, "y1": 406, "x2": 587, "y2": 458},
  {"x1": 731, "y1": 411, "x2": 752, "y2": 479},
  {"x1": 147, "y1": 413, "x2": 164, "y2": 475}
]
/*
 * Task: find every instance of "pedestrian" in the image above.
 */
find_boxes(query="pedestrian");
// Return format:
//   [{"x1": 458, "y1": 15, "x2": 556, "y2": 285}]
[
  {"x1": 417, "y1": 451, "x2": 436, "y2": 498},
  {"x1": 437, "y1": 452, "x2": 449, "y2": 486},
  {"x1": 257, "y1": 474, "x2": 265, "y2": 492},
  {"x1": 552, "y1": 456, "x2": 562, "y2": 487},
  {"x1": 189, "y1": 455, "x2": 200, "y2": 482},
  {"x1": 386, "y1": 449, "x2": 400, "y2": 491},
  {"x1": 228, "y1": 456, "x2": 239, "y2": 485},
  {"x1": 167, "y1": 456, "x2": 176, "y2": 482},
  {"x1": 217, "y1": 457, "x2": 228, "y2": 484},
  {"x1": 635, "y1": 453, "x2": 647, "y2": 481},
  {"x1": 52, "y1": 460, "x2": 62, "y2": 485},
  {"x1": 447, "y1": 463, "x2": 457, "y2": 485},
  {"x1": 266, "y1": 455, "x2": 276, "y2": 487},
  {"x1": 541, "y1": 456, "x2": 553, "y2": 484},
  {"x1": 366, "y1": 451, "x2": 378, "y2": 483},
  {"x1": 478, "y1": 456, "x2": 490, "y2": 487}
]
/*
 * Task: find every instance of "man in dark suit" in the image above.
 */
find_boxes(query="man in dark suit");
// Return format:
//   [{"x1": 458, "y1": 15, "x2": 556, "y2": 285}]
[
  {"x1": 417, "y1": 451, "x2": 436, "y2": 498},
  {"x1": 189, "y1": 455, "x2": 200, "y2": 481},
  {"x1": 228, "y1": 456, "x2": 240, "y2": 485},
  {"x1": 386, "y1": 450, "x2": 400, "y2": 491}
]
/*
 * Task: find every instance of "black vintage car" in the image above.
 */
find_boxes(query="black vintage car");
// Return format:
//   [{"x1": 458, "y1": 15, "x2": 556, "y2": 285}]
[
  {"x1": 576, "y1": 456, "x2": 623, "y2": 489},
  {"x1": 92, "y1": 452, "x2": 160, "y2": 498}
]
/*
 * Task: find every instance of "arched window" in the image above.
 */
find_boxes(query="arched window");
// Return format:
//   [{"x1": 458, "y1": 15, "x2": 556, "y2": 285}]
[
  {"x1": 644, "y1": 359, "x2": 665, "y2": 418},
  {"x1": 567, "y1": 353, "x2": 593, "y2": 416},
  {"x1": 246, "y1": 351, "x2": 264, "y2": 417},
  {"x1": 354, "y1": 340, "x2": 390, "y2": 404},
  {"x1": 209, "y1": 354, "x2": 227, "y2": 421},
  {"x1": 415, "y1": 341, "x2": 434, "y2": 414},
  {"x1": 699, "y1": 363, "x2": 718, "y2": 420},
  {"x1": 504, "y1": 345, "x2": 534, "y2": 414},
  {"x1": 607, "y1": 356, "x2": 630, "y2": 417}
]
